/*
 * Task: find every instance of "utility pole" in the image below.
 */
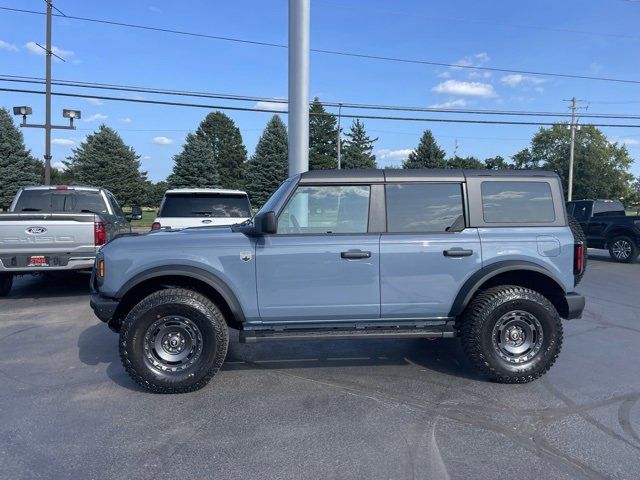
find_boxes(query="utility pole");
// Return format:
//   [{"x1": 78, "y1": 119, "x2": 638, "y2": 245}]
[
  {"x1": 336, "y1": 103, "x2": 342, "y2": 169},
  {"x1": 14, "y1": 1, "x2": 77, "y2": 185},
  {"x1": 288, "y1": 0, "x2": 310, "y2": 176},
  {"x1": 44, "y1": 0, "x2": 53, "y2": 185},
  {"x1": 564, "y1": 97, "x2": 585, "y2": 201}
]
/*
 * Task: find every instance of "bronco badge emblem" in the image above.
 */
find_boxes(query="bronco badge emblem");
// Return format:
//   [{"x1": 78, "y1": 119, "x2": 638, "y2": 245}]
[{"x1": 240, "y1": 251, "x2": 252, "y2": 262}]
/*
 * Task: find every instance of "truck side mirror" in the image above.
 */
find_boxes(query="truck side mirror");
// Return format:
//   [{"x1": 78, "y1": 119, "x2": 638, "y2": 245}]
[{"x1": 255, "y1": 211, "x2": 277, "y2": 235}]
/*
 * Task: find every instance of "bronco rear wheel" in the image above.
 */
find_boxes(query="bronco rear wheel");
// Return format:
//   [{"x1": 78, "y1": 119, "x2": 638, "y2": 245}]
[
  {"x1": 119, "y1": 288, "x2": 228, "y2": 393},
  {"x1": 459, "y1": 285, "x2": 562, "y2": 383},
  {"x1": 0, "y1": 273, "x2": 13, "y2": 297}
]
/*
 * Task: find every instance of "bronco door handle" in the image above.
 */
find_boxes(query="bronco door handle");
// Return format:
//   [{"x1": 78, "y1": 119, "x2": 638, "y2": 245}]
[
  {"x1": 341, "y1": 250, "x2": 371, "y2": 259},
  {"x1": 443, "y1": 248, "x2": 473, "y2": 257}
]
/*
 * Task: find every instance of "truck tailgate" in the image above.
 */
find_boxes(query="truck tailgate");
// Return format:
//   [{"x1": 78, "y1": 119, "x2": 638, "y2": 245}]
[{"x1": 0, "y1": 214, "x2": 97, "y2": 255}]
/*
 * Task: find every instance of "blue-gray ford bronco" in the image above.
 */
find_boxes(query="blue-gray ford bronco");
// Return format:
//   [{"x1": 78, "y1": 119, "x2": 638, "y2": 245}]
[{"x1": 90, "y1": 169, "x2": 586, "y2": 393}]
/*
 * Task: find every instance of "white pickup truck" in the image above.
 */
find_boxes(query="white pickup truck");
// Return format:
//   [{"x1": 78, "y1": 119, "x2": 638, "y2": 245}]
[{"x1": 0, "y1": 185, "x2": 132, "y2": 296}]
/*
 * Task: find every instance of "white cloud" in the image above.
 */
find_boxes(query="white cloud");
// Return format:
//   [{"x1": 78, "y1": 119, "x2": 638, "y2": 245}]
[
  {"x1": 152, "y1": 136, "x2": 173, "y2": 145},
  {"x1": 500, "y1": 74, "x2": 546, "y2": 87},
  {"x1": 52, "y1": 161, "x2": 67, "y2": 171},
  {"x1": 453, "y1": 52, "x2": 490, "y2": 69},
  {"x1": 52, "y1": 138, "x2": 75, "y2": 146},
  {"x1": 0, "y1": 40, "x2": 18, "y2": 52},
  {"x1": 376, "y1": 149, "x2": 413, "y2": 161},
  {"x1": 429, "y1": 99, "x2": 468, "y2": 109},
  {"x1": 84, "y1": 113, "x2": 108, "y2": 122},
  {"x1": 120, "y1": 117, "x2": 132, "y2": 123},
  {"x1": 84, "y1": 98, "x2": 104, "y2": 106},
  {"x1": 617, "y1": 138, "x2": 640, "y2": 146},
  {"x1": 432, "y1": 80, "x2": 496, "y2": 98},
  {"x1": 437, "y1": 71, "x2": 451, "y2": 79},
  {"x1": 142, "y1": 155, "x2": 152, "y2": 160},
  {"x1": 25, "y1": 41, "x2": 74, "y2": 60},
  {"x1": 254, "y1": 100, "x2": 288, "y2": 112}
]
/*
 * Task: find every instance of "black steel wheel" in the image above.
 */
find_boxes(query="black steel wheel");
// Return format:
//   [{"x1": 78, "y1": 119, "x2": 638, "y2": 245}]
[
  {"x1": 119, "y1": 288, "x2": 229, "y2": 393},
  {"x1": 459, "y1": 285, "x2": 562, "y2": 383},
  {"x1": 0, "y1": 273, "x2": 13, "y2": 297},
  {"x1": 608, "y1": 236, "x2": 638, "y2": 263}
]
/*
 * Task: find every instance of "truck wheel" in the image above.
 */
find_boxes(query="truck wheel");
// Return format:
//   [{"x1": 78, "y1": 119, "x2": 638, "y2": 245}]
[
  {"x1": 119, "y1": 288, "x2": 229, "y2": 394},
  {"x1": 568, "y1": 216, "x2": 587, "y2": 285},
  {"x1": 608, "y1": 235, "x2": 638, "y2": 263},
  {"x1": 459, "y1": 285, "x2": 562, "y2": 383},
  {"x1": 0, "y1": 273, "x2": 13, "y2": 296}
]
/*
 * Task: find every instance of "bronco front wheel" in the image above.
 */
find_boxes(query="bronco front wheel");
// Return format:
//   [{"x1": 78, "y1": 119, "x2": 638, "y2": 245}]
[
  {"x1": 459, "y1": 285, "x2": 562, "y2": 383},
  {"x1": 119, "y1": 288, "x2": 229, "y2": 393}
]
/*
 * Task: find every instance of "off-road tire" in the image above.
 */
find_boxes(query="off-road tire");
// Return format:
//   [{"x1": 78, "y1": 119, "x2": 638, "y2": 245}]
[
  {"x1": 0, "y1": 273, "x2": 13, "y2": 297},
  {"x1": 568, "y1": 216, "x2": 587, "y2": 285},
  {"x1": 119, "y1": 288, "x2": 229, "y2": 394},
  {"x1": 459, "y1": 285, "x2": 562, "y2": 383},
  {"x1": 608, "y1": 235, "x2": 638, "y2": 264}
]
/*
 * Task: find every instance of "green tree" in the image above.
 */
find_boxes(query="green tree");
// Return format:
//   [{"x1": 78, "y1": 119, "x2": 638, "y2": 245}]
[
  {"x1": 446, "y1": 155, "x2": 485, "y2": 169},
  {"x1": 247, "y1": 115, "x2": 288, "y2": 207},
  {"x1": 0, "y1": 108, "x2": 40, "y2": 208},
  {"x1": 484, "y1": 155, "x2": 510, "y2": 170},
  {"x1": 309, "y1": 97, "x2": 338, "y2": 170},
  {"x1": 403, "y1": 129, "x2": 446, "y2": 169},
  {"x1": 142, "y1": 180, "x2": 168, "y2": 207},
  {"x1": 196, "y1": 111, "x2": 247, "y2": 190},
  {"x1": 511, "y1": 148, "x2": 539, "y2": 170},
  {"x1": 64, "y1": 125, "x2": 147, "y2": 206},
  {"x1": 342, "y1": 119, "x2": 377, "y2": 169},
  {"x1": 523, "y1": 124, "x2": 635, "y2": 200},
  {"x1": 167, "y1": 133, "x2": 220, "y2": 189}
]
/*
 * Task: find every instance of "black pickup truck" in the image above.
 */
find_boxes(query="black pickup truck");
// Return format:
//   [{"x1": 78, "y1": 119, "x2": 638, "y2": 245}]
[{"x1": 566, "y1": 199, "x2": 640, "y2": 263}]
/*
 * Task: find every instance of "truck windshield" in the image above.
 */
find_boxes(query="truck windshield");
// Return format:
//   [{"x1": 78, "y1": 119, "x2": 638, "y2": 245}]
[
  {"x1": 159, "y1": 193, "x2": 251, "y2": 218},
  {"x1": 13, "y1": 190, "x2": 109, "y2": 214}
]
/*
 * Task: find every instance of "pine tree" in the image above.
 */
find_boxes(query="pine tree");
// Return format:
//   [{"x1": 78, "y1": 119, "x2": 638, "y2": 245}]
[
  {"x1": 64, "y1": 125, "x2": 147, "y2": 205},
  {"x1": 342, "y1": 119, "x2": 377, "y2": 169},
  {"x1": 247, "y1": 115, "x2": 288, "y2": 207},
  {"x1": 309, "y1": 97, "x2": 338, "y2": 170},
  {"x1": 403, "y1": 129, "x2": 446, "y2": 169},
  {"x1": 167, "y1": 133, "x2": 220, "y2": 189},
  {"x1": 0, "y1": 107, "x2": 39, "y2": 208},
  {"x1": 196, "y1": 111, "x2": 247, "y2": 190}
]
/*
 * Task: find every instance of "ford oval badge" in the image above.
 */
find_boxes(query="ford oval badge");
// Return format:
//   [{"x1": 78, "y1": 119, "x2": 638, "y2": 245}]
[{"x1": 26, "y1": 227, "x2": 47, "y2": 235}]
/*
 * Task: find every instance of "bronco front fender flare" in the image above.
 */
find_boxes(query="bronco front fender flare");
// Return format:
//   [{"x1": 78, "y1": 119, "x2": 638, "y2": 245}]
[{"x1": 115, "y1": 265, "x2": 246, "y2": 324}]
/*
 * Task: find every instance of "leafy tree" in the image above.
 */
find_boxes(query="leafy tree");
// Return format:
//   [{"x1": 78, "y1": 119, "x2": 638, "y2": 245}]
[
  {"x1": 521, "y1": 124, "x2": 635, "y2": 200},
  {"x1": 484, "y1": 155, "x2": 510, "y2": 170},
  {"x1": 196, "y1": 111, "x2": 247, "y2": 190},
  {"x1": 309, "y1": 97, "x2": 338, "y2": 170},
  {"x1": 167, "y1": 133, "x2": 220, "y2": 189},
  {"x1": 34, "y1": 161, "x2": 73, "y2": 185},
  {"x1": 0, "y1": 107, "x2": 40, "y2": 208},
  {"x1": 64, "y1": 125, "x2": 147, "y2": 206},
  {"x1": 511, "y1": 148, "x2": 538, "y2": 170},
  {"x1": 247, "y1": 115, "x2": 288, "y2": 207},
  {"x1": 142, "y1": 180, "x2": 168, "y2": 207},
  {"x1": 403, "y1": 129, "x2": 446, "y2": 169},
  {"x1": 342, "y1": 119, "x2": 377, "y2": 169},
  {"x1": 446, "y1": 155, "x2": 485, "y2": 169}
]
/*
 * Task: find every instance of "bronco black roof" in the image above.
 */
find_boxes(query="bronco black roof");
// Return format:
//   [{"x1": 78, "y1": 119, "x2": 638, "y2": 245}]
[{"x1": 298, "y1": 168, "x2": 557, "y2": 184}]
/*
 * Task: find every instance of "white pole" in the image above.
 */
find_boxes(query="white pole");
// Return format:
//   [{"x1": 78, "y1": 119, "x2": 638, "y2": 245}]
[
  {"x1": 568, "y1": 97, "x2": 576, "y2": 201},
  {"x1": 288, "y1": 0, "x2": 310, "y2": 176}
]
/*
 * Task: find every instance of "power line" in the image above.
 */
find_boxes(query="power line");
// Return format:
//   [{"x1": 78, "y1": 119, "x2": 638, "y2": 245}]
[
  {"x1": 4, "y1": 86, "x2": 640, "y2": 128},
  {"x1": 2, "y1": 5, "x2": 640, "y2": 86},
  {"x1": 3, "y1": 74, "x2": 640, "y2": 120}
]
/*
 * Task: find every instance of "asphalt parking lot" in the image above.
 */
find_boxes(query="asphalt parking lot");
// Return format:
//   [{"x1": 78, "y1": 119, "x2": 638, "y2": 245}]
[{"x1": 0, "y1": 251, "x2": 638, "y2": 480}]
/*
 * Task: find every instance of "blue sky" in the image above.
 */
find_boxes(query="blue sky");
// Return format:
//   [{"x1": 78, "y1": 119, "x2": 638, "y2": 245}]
[{"x1": 1, "y1": 0, "x2": 639, "y2": 182}]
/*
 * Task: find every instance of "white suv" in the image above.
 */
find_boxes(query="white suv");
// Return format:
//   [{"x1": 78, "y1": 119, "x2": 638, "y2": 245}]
[{"x1": 152, "y1": 189, "x2": 252, "y2": 230}]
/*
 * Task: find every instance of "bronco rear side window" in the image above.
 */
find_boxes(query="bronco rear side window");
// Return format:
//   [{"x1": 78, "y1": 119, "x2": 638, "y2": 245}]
[{"x1": 481, "y1": 181, "x2": 555, "y2": 223}]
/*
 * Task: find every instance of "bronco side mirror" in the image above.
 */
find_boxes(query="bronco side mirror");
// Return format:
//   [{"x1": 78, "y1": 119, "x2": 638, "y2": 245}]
[{"x1": 254, "y1": 211, "x2": 277, "y2": 235}]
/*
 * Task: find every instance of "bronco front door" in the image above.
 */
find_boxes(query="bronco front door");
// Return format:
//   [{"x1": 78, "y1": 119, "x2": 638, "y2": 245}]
[{"x1": 256, "y1": 184, "x2": 380, "y2": 323}]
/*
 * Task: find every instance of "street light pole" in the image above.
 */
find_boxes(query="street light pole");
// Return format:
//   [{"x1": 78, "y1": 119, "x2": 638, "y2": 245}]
[
  {"x1": 337, "y1": 103, "x2": 342, "y2": 169},
  {"x1": 567, "y1": 97, "x2": 576, "y2": 201},
  {"x1": 44, "y1": 0, "x2": 53, "y2": 185},
  {"x1": 288, "y1": 0, "x2": 310, "y2": 176}
]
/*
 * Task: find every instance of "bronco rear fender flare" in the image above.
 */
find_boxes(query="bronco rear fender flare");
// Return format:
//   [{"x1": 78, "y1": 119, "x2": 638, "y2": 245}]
[
  {"x1": 115, "y1": 265, "x2": 246, "y2": 324},
  {"x1": 449, "y1": 260, "x2": 566, "y2": 317}
]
